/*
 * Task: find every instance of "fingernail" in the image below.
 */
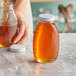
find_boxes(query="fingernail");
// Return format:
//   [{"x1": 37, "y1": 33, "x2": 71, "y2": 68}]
[{"x1": 12, "y1": 41, "x2": 16, "y2": 44}]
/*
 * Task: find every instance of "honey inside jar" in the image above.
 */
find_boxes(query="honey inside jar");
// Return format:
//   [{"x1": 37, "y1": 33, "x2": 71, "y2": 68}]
[
  {"x1": 2, "y1": 0, "x2": 8, "y2": 25},
  {"x1": 0, "y1": 25, "x2": 17, "y2": 47},
  {"x1": 33, "y1": 14, "x2": 59, "y2": 63}
]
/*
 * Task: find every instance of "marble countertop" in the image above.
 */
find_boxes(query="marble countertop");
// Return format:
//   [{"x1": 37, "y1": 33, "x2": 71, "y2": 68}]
[{"x1": 0, "y1": 33, "x2": 76, "y2": 76}]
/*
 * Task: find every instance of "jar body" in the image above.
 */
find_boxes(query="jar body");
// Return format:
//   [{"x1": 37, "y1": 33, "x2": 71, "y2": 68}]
[
  {"x1": 0, "y1": 25, "x2": 17, "y2": 47},
  {"x1": 0, "y1": 2, "x2": 17, "y2": 47},
  {"x1": 33, "y1": 21, "x2": 59, "y2": 63}
]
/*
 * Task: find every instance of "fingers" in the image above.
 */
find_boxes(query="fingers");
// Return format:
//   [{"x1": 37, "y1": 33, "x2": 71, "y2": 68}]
[
  {"x1": 12, "y1": 18, "x2": 26, "y2": 43},
  {"x1": 16, "y1": 25, "x2": 29, "y2": 44}
]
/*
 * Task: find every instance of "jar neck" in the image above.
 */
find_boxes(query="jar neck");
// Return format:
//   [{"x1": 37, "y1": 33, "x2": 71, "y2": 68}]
[
  {"x1": 39, "y1": 20, "x2": 54, "y2": 23},
  {"x1": 0, "y1": 2, "x2": 13, "y2": 11}
]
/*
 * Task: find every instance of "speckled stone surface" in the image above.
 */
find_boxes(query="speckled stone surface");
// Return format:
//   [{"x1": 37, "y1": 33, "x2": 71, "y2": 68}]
[{"x1": 0, "y1": 34, "x2": 76, "y2": 76}]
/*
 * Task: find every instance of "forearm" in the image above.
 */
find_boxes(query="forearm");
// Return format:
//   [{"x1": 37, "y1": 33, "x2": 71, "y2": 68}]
[{"x1": 14, "y1": 0, "x2": 28, "y2": 16}]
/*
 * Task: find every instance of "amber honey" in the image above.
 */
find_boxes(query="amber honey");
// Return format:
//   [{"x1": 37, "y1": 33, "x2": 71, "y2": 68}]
[
  {"x1": 2, "y1": 0, "x2": 8, "y2": 25},
  {"x1": 33, "y1": 14, "x2": 59, "y2": 63},
  {"x1": 0, "y1": 25, "x2": 17, "y2": 47}
]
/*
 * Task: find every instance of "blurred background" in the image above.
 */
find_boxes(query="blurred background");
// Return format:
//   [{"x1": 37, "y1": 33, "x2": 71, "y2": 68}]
[{"x1": 30, "y1": 0, "x2": 76, "y2": 33}]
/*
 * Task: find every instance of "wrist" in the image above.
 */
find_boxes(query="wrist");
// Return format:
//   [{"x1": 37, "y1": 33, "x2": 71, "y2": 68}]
[{"x1": 14, "y1": 9, "x2": 24, "y2": 18}]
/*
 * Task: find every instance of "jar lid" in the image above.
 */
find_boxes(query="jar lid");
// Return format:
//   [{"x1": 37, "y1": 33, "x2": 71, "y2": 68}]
[
  {"x1": 39, "y1": 14, "x2": 55, "y2": 22},
  {"x1": 9, "y1": 44, "x2": 26, "y2": 53}
]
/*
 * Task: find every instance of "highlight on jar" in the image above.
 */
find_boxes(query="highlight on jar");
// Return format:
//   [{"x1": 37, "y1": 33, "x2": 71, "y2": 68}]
[
  {"x1": 0, "y1": 2, "x2": 17, "y2": 47},
  {"x1": 33, "y1": 14, "x2": 59, "y2": 63}
]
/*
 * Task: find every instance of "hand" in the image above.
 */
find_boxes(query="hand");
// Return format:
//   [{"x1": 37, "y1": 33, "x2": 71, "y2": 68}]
[{"x1": 12, "y1": 15, "x2": 29, "y2": 44}]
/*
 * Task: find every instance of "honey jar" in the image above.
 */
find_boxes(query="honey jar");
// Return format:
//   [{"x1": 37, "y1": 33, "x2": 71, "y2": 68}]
[
  {"x1": 0, "y1": 2, "x2": 17, "y2": 47},
  {"x1": 33, "y1": 14, "x2": 59, "y2": 63}
]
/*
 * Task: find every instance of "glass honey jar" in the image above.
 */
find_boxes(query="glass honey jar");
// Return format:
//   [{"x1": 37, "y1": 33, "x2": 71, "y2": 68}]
[
  {"x1": 33, "y1": 14, "x2": 59, "y2": 63},
  {"x1": 0, "y1": 2, "x2": 17, "y2": 47}
]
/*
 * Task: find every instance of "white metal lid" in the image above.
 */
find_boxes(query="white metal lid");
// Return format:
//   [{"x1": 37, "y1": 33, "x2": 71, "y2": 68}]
[
  {"x1": 9, "y1": 44, "x2": 26, "y2": 53},
  {"x1": 39, "y1": 14, "x2": 55, "y2": 22}
]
